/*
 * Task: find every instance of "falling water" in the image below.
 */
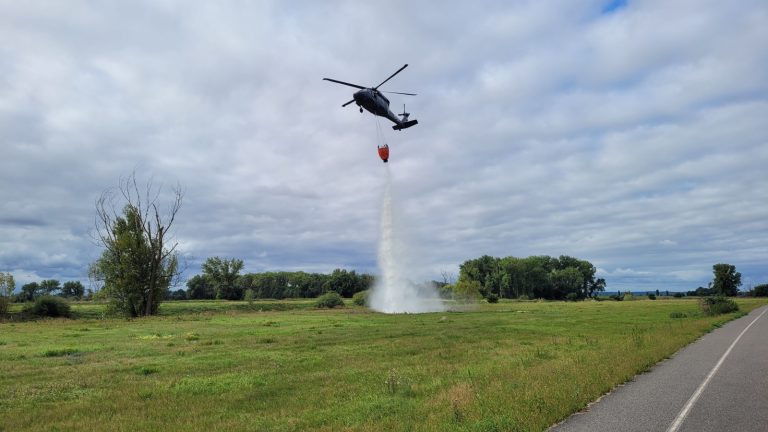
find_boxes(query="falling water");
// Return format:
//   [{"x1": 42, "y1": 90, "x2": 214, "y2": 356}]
[{"x1": 369, "y1": 165, "x2": 446, "y2": 313}]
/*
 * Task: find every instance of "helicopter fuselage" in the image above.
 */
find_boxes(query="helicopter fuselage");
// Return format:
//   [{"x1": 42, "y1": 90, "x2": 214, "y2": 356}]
[{"x1": 353, "y1": 89, "x2": 401, "y2": 125}]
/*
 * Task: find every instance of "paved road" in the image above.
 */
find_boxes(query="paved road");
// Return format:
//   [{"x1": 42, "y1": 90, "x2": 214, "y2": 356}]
[{"x1": 550, "y1": 305, "x2": 768, "y2": 432}]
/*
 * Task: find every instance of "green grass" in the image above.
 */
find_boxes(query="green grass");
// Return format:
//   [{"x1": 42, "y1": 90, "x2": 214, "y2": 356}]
[
  {"x1": 5, "y1": 298, "x2": 317, "y2": 320},
  {"x1": 1, "y1": 298, "x2": 765, "y2": 431}
]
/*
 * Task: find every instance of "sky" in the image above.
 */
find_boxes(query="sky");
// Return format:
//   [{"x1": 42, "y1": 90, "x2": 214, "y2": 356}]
[{"x1": 1, "y1": 0, "x2": 767, "y2": 293}]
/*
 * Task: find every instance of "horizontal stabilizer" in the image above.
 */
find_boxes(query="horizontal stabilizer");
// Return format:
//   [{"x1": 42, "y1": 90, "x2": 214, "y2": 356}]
[{"x1": 392, "y1": 119, "x2": 418, "y2": 130}]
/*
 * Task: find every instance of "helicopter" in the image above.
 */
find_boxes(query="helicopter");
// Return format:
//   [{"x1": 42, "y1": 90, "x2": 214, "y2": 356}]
[{"x1": 323, "y1": 64, "x2": 419, "y2": 131}]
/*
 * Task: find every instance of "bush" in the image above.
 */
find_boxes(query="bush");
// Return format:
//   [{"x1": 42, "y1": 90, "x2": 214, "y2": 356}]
[
  {"x1": 565, "y1": 292, "x2": 581, "y2": 302},
  {"x1": 24, "y1": 296, "x2": 71, "y2": 318},
  {"x1": 43, "y1": 348, "x2": 78, "y2": 357},
  {"x1": 486, "y1": 293, "x2": 499, "y2": 303},
  {"x1": 610, "y1": 294, "x2": 623, "y2": 301},
  {"x1": 673, "y1": 292, "x2": 685, "y2": 298},
  {"x1": 647, "y1": 294, "x2": 657, "y2": 300},
  {"x1": 352, "y1": 290, "x2": 369, "y2": 306},
  {"x1": 438, "y1": 284, "x2": 453, "y2": 299},
  {"x1": 243, "y1": 289, "x2": 255, "y2": 305},
  {"x1": 699, "y1": 296, "x2": 739, "y2": 316},
  {"x1": 753, "y1": 284, "x2": 768, "y2": 297},
  {"x1": 316, "y1": 292, "x2": 344, "y2": 308},
  {"x1": 453, "y1": 279, "x2": 482, "y2": 302}
]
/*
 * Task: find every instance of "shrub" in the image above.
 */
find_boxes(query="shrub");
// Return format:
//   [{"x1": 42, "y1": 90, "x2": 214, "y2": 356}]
[
  {"x1": 452, "y1": 280, "x2": 482, "y2": 302},
  {"x1": 753, "y1": 284, "x2": 768, "y2": 297},
  {"x1": 647, "y1": 294, "x2": 657, "y2": 300},
  {"x1": 610, "y1": 294, "x2": 623, "y2": 301},
  {"x1": 316, "y1": 292, "x2": 344, "y2": 308},
  {"x1": 244, "y1": 289, "x2": 255, "y2": 305},
  {"x1": 137, "y1": 366, "x2": 159, "y2": 375},
  {"x1": 699, "y1": 296, "x2": 739, "y2": 316},
  {"x1": 486, "y1": 293, "x2": 499, "y2": 303},
  {"x1": 673, "y1": 292, "x2": 685, "y2": 298},
  {"x1": 24, "y1": 296, "x2": 71, "y2": 318},
  {"x1": 438, "y1": 284, "x2": 453, "y2": 299},
  {"x1": 352, "y1": 290, "x2": 369, "y2": 306},
  {"x1": 43, "y1": 348, "x2": 78, "y2": 357},
  {"x1": 565, "y1": 292, "x2": 581, "y2": 302}
]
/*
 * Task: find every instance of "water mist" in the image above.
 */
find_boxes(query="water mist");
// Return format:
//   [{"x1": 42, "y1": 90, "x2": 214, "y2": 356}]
[{"x1": 369, "y1": 165, "x2": 445, "y2": 313}]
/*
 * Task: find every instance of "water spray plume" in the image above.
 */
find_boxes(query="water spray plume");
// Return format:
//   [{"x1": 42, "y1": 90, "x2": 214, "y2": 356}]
[{"x1": 369, "y1": 166, "x2": 446, "y2": 313}]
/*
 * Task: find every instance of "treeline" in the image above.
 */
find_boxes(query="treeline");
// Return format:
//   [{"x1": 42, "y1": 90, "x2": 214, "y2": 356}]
[
  {"x1": 182, "y1": 258, "x2": 373, "y2": 300},
  {"x1": 454, "y1": 255, "x2": 605, "y2": 300},
  {"x1": 5, "y1": 278, "x2": 86, "y2": 302},
  {"x1": 688, "y1": 284, "x2": 768, "y2": 297}
]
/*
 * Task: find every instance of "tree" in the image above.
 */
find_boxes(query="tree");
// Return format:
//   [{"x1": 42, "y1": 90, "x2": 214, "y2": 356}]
[
  {"x1": 186, "y1": 274, "x2": 215, "y2": 299},
  {"x1": 323, "y1": 269, "x2": 364, "y2": 298},
  {"x1": 753, "y1": 284, "x2": 768, "y2": 297},
  {"x1": 557, "y1": 255, "x2": 596, "y2": 298},
  {"x1": 499, "y1": 273, "x2": 510, "y2": 299},
  {"x1": 167, "y1": 289, "x2": 187, "y2": 300},
  {"x1": 711, "y1": 263, "x2": 741, "y2": 296},
  {"x1": 93, "y1": 174, "x2": 183, "y2": 317},
  {"x1": 460, "y1": 254, "x2": 603, "y2": 300},
  {"x1": 588, "y1": 278, "x2": 606, "y2": 298},
  {"x1": 688, "y1": 286, "x2": 715, "y2": 297},
  {"x1": 39, "y1": 279, "x2": 61, "y2": 296},
  {"x1": 202, "y1": 257, "x2": 244, "y2": 300},
  {"x1": 20, "y1": 282, "x2": 41, "y2": 302},
  {"x1": 453, "y1": 279, "x2": 482, "y2": 302},
  {"x1": 61, "y1": 281, "x2": 85, "y2": 299},
  {"x1": 550, "y1": 267, "x2": 584, "y2": 300},
  {"x1": 0, "y1": 272, "x2": 15, "y2": 316},
  {"x1": 0, "y1": 272, "x2": 14, "y2": 297},
  {"x1": 459, "y1": 255, "x2": 500, "y2": 296}
]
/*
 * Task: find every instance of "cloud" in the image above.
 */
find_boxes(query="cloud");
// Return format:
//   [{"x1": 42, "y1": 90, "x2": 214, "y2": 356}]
[{"x1": 1, "y1": 0, "x2": 766, "y2": 292}]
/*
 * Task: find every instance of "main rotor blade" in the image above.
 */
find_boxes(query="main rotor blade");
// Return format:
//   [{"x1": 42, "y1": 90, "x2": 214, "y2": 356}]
[
  {"x1": 374, "y1": 64, "x2": 408, "y2": 90},
  {"x1": 323, "y1": 78, "x2": 366, "y2": 90},
  {"x1": 341, "y1": 99, "x2": 356, "y2": 107},
  {"x1": 382, "y1": 91, "x2": 417, "y2": 96}
]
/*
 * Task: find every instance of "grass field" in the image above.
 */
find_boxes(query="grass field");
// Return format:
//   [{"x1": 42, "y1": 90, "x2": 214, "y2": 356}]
[{"x1": 1, "y1": 298, "x2": 765, "y2": 431}]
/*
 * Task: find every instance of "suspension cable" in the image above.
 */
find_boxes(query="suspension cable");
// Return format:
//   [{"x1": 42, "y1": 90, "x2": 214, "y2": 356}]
[{"x1": 374, "y1": 114, "x2": 387, "y2": 147}]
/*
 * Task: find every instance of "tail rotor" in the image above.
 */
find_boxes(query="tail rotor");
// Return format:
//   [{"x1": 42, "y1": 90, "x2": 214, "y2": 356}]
[{"x1": 398, "y1": 104, "x2": 410, "y2": 122}]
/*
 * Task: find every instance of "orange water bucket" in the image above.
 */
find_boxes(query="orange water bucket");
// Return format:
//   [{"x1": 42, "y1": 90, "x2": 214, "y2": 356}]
[{"x1": 377, "y1": 144, "x2": 389, "y2": 163}]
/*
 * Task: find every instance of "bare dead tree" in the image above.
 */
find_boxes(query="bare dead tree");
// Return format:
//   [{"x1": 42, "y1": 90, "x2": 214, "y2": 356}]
[
  {"x1": 440, "y1": 270, "x2": 457, "y2": 285},
  {"x1": 93, "y1": 172, "x2": 184, "y2": 316}
]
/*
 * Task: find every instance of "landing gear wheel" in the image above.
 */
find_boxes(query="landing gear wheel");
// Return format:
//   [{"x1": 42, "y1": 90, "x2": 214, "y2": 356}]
[{"x1": 360, "y1": 107, "x2": 363, "y2": 113}]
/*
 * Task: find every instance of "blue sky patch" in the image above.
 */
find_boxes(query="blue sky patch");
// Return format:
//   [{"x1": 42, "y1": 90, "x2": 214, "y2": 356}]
[{"x1": 602, "y1": 0, "x2": 628, "y2": 14}]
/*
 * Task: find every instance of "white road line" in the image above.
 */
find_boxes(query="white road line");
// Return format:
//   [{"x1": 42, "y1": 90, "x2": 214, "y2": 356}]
[{"x1": 666, "y1": 306, "x2": 768, "y2": 432}]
